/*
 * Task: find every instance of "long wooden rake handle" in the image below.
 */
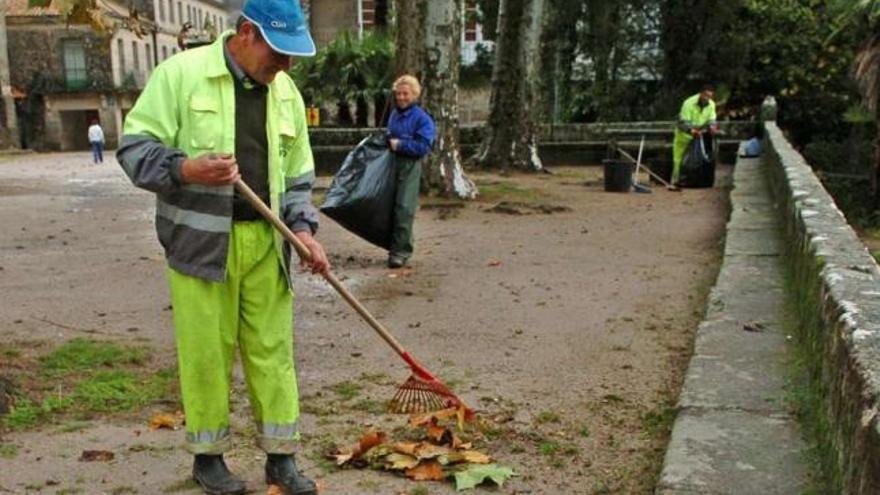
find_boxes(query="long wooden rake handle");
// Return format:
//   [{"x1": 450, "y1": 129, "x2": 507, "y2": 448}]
[{"x1": 234, "y1": 179, "x2": 435, "y2": 379}]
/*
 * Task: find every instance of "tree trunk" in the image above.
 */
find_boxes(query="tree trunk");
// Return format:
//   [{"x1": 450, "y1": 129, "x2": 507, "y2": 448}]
[
  {"x1": 0, "y1": 9, "x2": 19, "y2": 147},
  {"x1": 393, "y1": 0, "x2": 427, "y2": 77},
  {"x1": 475, "y1": 0, "x2": 545, "y2": 172},
  {"x1": 422, "y1": 0, "x2": 478, "y2": 198},
  {"x1": 355, "y1": 96, "x2": 369, "y2": 127}
]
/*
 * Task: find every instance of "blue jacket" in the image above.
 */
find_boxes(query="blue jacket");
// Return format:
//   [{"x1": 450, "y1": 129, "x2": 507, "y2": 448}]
[{"x1": 386, "y1": 104, "x2": 435, "y2": 158}]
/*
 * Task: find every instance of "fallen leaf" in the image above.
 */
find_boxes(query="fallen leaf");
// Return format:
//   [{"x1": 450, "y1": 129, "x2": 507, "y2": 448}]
[
  {"x1": 405, "y1": 460, "x2": 445, "y2": 481},
  {"x1": 148, "y1": 412, "x2": 179, "y2": 430},
  {"x1": 358, "y1": 430, "x2": 386, "y2": 454},
  {"x1": 409, "y1": 408, "x2": 460, "y2": 427},
  {"x1": 440, "y1": 450, "x2": 492, "y2": 465},
  {"x1": 330, "y1": 451, "x2": 354, "y2": 466},
  {"x1": 453, "y1": 463, "x2": 516, "y2": 490},
  {"x1": 79, "y1": 450, "x2": 114, "y2": 462},
  {"x1": 487, "y1": 259, "x2": 502, "y2": 267},
  {"x1": 392, "y1": 442, "x2": 420, "y2": 456},
  {"x1": 266, "y1": 485, "x2": 284, "y2": 495},
  {"x1": 425, "y1": 423, "x2": 449, "y2": 443},
  {"x1": 385, "y1": 452, "x2": 419, "y2": 470},
  {"x1": 315, "y1": 479, "x2": 326, "y2": 493},
  {"x1": 414, "y1": 443, "x2": 453, "y2": 460}
]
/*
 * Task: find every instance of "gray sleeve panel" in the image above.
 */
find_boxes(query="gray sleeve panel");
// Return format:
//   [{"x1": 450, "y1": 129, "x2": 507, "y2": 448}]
[
  {"x1": 117, "y1": 134, "x2": 187, "y2": 195},
  {"x1": 677, "y1": 119, "x2": 693, "y2": 133},
  {"x1": 281, "y1": 170, "x2": 319, "y2": 234}
]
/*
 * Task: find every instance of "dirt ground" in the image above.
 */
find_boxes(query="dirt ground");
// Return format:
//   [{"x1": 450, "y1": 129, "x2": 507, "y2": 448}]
[{"x1": 0, "y1": 151, "x2": 730, "y2": 495}]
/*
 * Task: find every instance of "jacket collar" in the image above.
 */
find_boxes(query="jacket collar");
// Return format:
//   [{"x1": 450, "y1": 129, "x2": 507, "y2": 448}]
[{"x1": 205, "y1": 30, "x2": 236, "y2": 79}]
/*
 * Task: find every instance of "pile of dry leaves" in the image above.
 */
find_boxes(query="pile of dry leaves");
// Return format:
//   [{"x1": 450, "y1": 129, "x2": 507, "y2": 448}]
[{"x1": 326, "y1": 407, "x2": 515, "y2": 491}]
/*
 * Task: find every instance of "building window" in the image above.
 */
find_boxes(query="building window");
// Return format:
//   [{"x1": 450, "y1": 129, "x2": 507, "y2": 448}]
[
  {"x1": 62, "y1": 40, "x2": 87, "y2": 89},
  {"x1": 132, "y1": 40, "x2": 140, "y2": 72},
  {"x1": 464, "y1": 0, "x2": 478, "y2": 42},
  {"x1": 117, "y1": 38, "x2": 125, "y2": 73},
  {"x1": 168, "y1": 0, "x2": 174, "y2": 23},
  {"x1": 172, "y1": 47, "x2": 178, "y2": 54},
  {"x1": 197, "y1": 10, "x2": 202, "y2": 29},
  {"x1": 158, "y1": 0, "x2": 165, "y2": 22},
  {"x1": 145, "y1": 43, "x2": 152, "y2": 70},
  {"x1": 361, "y1": 0, "x2": 375, "y2": 28},
  {"x1": 178, "y1": 2, "x2": 183, "y2": 25},
  {"x1": 162, "y1": 46, "x2": 168, "y2": 60},
  {"x1": 187, "y1": 5, "x2": 191, "y2": 23}
]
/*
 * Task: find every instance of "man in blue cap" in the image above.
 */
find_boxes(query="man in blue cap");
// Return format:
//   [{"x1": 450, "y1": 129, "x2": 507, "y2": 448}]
[{"x1": 116, "y1": 0, "x2": 325, "y2": 494}]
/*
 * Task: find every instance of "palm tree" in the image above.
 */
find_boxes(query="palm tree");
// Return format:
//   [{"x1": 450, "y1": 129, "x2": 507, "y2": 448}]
[{"x1": 835, "y1": 0, "x2": 880, "y2": 208}]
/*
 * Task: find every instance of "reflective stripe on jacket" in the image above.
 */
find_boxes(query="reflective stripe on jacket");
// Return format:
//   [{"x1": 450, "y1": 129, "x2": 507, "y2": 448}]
[{"x1": 117, "y1": 31, "x2": 316, "y2": 283}]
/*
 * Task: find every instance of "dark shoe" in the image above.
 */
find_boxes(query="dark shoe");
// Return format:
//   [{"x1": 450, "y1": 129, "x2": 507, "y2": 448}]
[
  {"x1": 192, "y1": 454, "x2": 246, "y2": 495},
  {"x1": 387, "y1": 255, "x2": 406, "y2": 268},
  {"x1": 265, "y1": 454, "x2": 317, "y2": 495}
]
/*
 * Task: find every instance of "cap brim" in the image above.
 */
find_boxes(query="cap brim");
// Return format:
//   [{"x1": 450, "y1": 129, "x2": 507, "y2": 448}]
[{"x1": 243, "y1": 13, "x2": 316, "y2": 57}]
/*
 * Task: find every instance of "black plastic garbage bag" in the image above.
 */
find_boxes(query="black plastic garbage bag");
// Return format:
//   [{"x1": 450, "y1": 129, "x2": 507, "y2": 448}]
[
  {"x1": 320, "y1": 134, "x2": 397, "y2": 249},
  {"x1": 681, "y1": 133, "x2": 716, "y2": 188}
]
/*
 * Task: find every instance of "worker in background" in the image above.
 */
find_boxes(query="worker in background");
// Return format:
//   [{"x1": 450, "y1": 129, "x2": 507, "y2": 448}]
[{"x1": 672, "y1": 84, "x2": 718, "y2": 186}]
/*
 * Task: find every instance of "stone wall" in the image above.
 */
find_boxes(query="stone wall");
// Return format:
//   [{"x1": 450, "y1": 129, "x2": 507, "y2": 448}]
[
  {"x1": 7, "y1": 21, "x2": 114, "y2": 93},
  {"x1": 764, "y1": 120, "x2": 880, "y2": 493},
  {"x1": 307, "y1": 121, "x2": 752, "y2": 173}
]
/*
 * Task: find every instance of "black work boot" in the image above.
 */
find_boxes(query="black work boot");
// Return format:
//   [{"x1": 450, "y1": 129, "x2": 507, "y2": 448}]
[
  {"x1": 192, "y1": 454, "x2": 246, "y2": 495},
  {"x1": 265, "y1": 454, "x2": 317, "y2": 495}
]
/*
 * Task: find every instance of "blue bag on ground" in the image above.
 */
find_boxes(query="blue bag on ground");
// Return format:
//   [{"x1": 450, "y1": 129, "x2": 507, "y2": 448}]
[{"x1": 320, "y1": 134, "x2": 396, "y2": 249}]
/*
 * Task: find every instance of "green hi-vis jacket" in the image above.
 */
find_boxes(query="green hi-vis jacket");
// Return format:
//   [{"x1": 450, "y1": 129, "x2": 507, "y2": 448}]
[
  {"x1": 117, "y1": 31, "x2": 317, "y2": 284},
  {"x1": 675, "y1": 93, "x2": 717, "y2": 137}
]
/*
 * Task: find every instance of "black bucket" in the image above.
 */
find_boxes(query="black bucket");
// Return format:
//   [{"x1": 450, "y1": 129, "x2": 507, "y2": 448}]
[{"x1": 603, "y1": 159, "x2": 633, "y2": 192}]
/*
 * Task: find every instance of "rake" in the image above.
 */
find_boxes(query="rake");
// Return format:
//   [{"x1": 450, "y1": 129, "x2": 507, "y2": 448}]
[{"x1": 235, "y1": 179, "x2": 470, "y2": 415}]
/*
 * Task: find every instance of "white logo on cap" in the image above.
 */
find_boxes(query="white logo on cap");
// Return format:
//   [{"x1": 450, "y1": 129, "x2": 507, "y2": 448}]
[{"x1": 271, "y1": 20, "x2": 287, "y2": 28}]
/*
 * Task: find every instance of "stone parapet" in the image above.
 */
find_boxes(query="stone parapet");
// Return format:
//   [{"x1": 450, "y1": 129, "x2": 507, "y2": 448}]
[{"x1": 764, "y1": 121, "x2": 880, "y2": 493}]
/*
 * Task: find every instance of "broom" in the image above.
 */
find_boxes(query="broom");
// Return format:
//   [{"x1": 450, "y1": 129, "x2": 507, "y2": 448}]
[{"x1": 234, "y1": 179, "x2": 470, "y2": 415}]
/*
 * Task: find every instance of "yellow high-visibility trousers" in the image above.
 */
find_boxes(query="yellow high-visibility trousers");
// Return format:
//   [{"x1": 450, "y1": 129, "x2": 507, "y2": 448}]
[{"x1": 167, "y1": 220, "x2": 300, "y2": 454}]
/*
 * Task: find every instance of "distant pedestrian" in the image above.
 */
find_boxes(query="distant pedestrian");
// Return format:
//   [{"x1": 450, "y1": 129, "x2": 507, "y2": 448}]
[
  {"x1": 385, "y1": 74, "x2": 435, "y2": 268},
  {"x1": 88, "y1": 119, "x2": 104, "y2": 164}
]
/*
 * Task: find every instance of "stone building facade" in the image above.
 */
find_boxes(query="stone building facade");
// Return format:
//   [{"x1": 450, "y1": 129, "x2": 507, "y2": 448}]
[{"x1": 7, "y1": 0, "x2": 230, "y2": 151}]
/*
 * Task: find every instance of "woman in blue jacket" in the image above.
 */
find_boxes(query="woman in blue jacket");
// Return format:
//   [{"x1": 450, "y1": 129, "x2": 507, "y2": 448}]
[{"x1": 386, "y1": 75, "x2": 435, "y2": 268}]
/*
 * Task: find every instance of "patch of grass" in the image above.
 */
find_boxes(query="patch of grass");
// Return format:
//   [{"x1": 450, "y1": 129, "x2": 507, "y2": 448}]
[
  {"x1": 56, "y1": 488, "x2": 84, "y2": 495},
  {"x1": 409, "y1": 486, "x2": 430, "y2": 495},
  {"x1": 538, "y1": 441, "x2": 562, "y2": 456},
  {"x1": 641, "y1": 401, "x2": 677, "y2": 439},
  {"x1": 592, "y1": 480, "x2": 611, "y2": 494},
  {"x1": 474, "y1": 179, "x2": 553, "y2": 204},
  {"x1": 162, "y1": 479, "x2": 199, "y2": 493},
  {"x1": 71, "y1": 370, "x2": 172, "y2": 413},
  {"x1": 351, "y1": 398, "x2": 387, "y2": 415},
  {"x1": 535, "y1": 411, "x2": 561, "y2": 424},
  {"x1": 0, "y1": 443, "x2": 18, "y2": 458},
  {"x1": 109, "y1": 487, "x2": 138, "y2": 495},
  {"x1": 40, "y1": 338, "x2": 147, "y2": 375},
  {"x1": 331, "y1": 381, "x2": 361, "y2": 400},
  {"x1": 4, "y1": 398, "x2": 45, "y2": 430},
  {"x1": 578, "y1": 424, "x2": 592, "y2": 437},
  {"x1": 1, "y1": 347, "x2": 21, "y2": 359}
]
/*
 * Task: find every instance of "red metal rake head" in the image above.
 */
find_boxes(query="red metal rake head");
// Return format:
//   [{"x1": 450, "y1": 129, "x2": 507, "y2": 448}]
[{"x1": 388, "y1": 352, "x2": 471, "y2": 415}]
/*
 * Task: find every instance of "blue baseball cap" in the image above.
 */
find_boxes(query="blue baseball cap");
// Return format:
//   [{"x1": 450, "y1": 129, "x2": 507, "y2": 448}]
[{"x1": 241, "y1": 0, "x2": 315, "y2": 57}]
